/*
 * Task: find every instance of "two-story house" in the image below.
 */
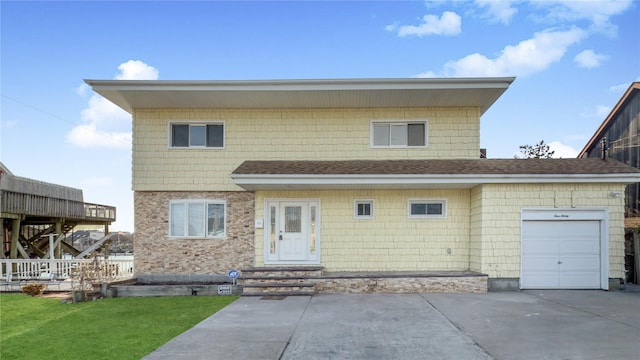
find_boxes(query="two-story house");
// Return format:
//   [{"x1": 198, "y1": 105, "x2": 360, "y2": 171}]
[{"x1": 87, "y1": 78, "x2": 640, "y2": 293}]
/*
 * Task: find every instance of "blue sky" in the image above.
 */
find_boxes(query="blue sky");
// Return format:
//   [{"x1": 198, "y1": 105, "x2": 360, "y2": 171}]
[{"x1": 1, "y1": 0, "x2": 639, "y2": 232}]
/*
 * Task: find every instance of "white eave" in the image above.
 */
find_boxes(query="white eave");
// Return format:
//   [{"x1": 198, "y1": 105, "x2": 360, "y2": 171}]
[
  {"x1": 230, "y1": 173, "x2": 640, "y2": 191},
  {"x1": 84, "y1": 77, "x2": 515, "y2": 115}
]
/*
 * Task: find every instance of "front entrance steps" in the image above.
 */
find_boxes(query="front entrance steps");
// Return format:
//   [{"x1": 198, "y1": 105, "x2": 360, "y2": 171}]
[
  {"x1": 240, "y1": 267, "x2": 488, "y2": 296},
  {"x1": 239, "y1": 266, "x2": 323, "y2": 296}
]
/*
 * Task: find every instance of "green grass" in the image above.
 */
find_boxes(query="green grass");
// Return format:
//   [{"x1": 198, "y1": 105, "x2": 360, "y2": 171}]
[{"x1": 0, "y1": 293, "x2": 238, "y2": 360}]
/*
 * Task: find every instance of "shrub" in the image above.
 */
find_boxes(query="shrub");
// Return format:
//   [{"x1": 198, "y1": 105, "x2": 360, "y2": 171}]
[{"x1": 21, "y1": 283, "x2": 46, "y2": 296}]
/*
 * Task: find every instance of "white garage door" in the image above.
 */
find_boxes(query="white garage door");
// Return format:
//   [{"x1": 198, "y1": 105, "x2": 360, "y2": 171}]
[{"x1": 521, "y1": 220, "x2": 601, "y2": 289}]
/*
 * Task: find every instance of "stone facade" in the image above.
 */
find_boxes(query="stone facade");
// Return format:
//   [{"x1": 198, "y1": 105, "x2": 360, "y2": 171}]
[
  {"x1": 315, "y1": 276, "x2": 487, "y2": 294},
  {"x1": 134, "y1": 191, "x2": 255, "y2": 280}
]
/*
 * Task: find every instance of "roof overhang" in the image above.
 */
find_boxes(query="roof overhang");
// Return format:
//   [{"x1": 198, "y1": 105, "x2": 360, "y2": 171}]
[
  {"x1": 230, "y1": 158, "x2": 640, "y2": 190},
  {"x1": 85, "y1": 77, "x2": 515, "y2": 115},
  {"x1": 230, "y1": 173, "x2": 640, "y2": 191}
]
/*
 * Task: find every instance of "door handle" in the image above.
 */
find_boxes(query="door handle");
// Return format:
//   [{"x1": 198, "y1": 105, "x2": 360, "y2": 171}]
[{"x1": 558, "y1": 261, "x2": 562, "y2": 264}]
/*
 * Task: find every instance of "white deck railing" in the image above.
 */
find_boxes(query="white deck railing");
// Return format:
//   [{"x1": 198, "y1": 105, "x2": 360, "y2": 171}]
[{"x1": 0, "y1": 258, "x2": 134, "y2": 282}]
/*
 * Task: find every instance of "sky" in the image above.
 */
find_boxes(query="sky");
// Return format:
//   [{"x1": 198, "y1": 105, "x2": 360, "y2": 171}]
[{"x1": 1, "y1": 0, "x2": 639, "y2": 233}]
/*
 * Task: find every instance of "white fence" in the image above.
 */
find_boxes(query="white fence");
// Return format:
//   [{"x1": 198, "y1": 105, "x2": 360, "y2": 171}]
[{"x1": 1, "y1": 258, "x2": 134, "y2": 282}]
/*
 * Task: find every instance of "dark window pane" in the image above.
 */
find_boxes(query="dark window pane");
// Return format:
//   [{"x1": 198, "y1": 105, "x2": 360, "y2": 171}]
[
  {"x1": 207, "y1": 124, "x2": 224, "y2": 147},
  {"x1": 411, "y1": 203, "x2": 427, "y2": 215},
  {"x1": 190, "y1": 125, "x2": 206, "y2": 146},
  {"x1": 358, "y1": 203, "x2": 371, "y2": 216},
  {"x1": 172, "y1": 124, "x2": 189, "y2": 147},
  {"x1": 408, "y1": 123, "x2": 425, "y2": 146},
  {"x1": 427, "y1": 203, "x2": 443, "y2": 215}
]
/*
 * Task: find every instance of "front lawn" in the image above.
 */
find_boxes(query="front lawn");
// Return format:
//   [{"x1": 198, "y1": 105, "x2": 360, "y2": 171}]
[{"x1": 0, "y1": 293, "x2": 238, "y2": 360}]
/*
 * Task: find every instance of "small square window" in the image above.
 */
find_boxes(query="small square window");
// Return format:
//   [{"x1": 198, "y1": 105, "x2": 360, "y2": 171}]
[
  {"x1": 354, "y1": 200, "x2": 375, "y2": 219},
  {"x1": 408, "y1": 199, "x2": 446, "y2": 218}
]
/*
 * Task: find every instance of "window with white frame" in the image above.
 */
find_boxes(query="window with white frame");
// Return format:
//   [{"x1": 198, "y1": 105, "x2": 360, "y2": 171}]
[
  {"x1": 170, "y1": 200, "x2": 226, "y2": 238},
  {"x1": 408, "y1": 199, "x2": 446, "y2": 218},
  {"x1": 354, "y1": 199, "x2": 375, "y2": 219},
  {"x1": 371, "y1": 121, "x2": 427, "y2": 147},
  {"x1": 170, "y1": 123, "x2": 224, "y2": 148}
]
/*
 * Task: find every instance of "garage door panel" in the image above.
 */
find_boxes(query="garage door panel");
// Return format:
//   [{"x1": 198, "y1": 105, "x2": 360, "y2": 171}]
[
  {"x1": 521, "y1": 273, "x2": 558, "y2": 288},
  {"x1": 522, "y1": 239, "x2": 558, "y2": 254},
  {"x1": 521, "y1": 220, "x2": 601, "y2": 290},
  {"x1": 558, "y1": 272, "x2": 600, "y2": 288},
  {"x1": 558, "y1": 233, "x2": 599, "y2": 250},
  {"x1": 521, "y1": 256, "x2": 558, "y2": 270},
  {"x1": 560, "y1": 255, "x2": 600, "y2": 270}
]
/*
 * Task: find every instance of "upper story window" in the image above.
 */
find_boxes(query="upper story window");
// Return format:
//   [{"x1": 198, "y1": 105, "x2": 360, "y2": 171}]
[
  {"x1": 371, "y1": 121, "x2": 427, "y2": 148},
  {"x1": 170, "y1": 122, "x2": 224, "y2": 148},
  {"x1": 169, "y1": 200, "x2": 226, "y2": 238}
]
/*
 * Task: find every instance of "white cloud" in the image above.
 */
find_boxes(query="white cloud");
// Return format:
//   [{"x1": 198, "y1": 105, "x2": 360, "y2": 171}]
[
  {"x1": 387, "y1": 11, "x2": 462, "y2": 37},
  {"x1": 435, "y1": 27, "x2": 586, "y2": 77},
  {"x1": 67, "y1": 60, "x2": 159, "y2": 148},
  {"x1": 474, "y1": 0, "x2": 518, "y2": 24},
  {"x1": 548, "y1": 141, "x2": 580, "y2": 158},
  {"x1": 531, "y1": 0, "x2": 633, "y2": 36},
  {"x1": 574, "y1": 49, "x2": 609, "y2": 68},
  {"x1": 609, "y1": 79, "x2": 640, "y2": 94},
  {"x1": 114, "y1": 60, "x2": 159, "y2": 80},
  {"x1": 75, "y1": 83, "x2": 90, "y2": 97}
]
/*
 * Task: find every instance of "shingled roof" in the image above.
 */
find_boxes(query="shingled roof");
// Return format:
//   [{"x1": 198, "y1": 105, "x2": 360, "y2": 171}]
[
  {"x1": 233, "y1": 158, "x2": 639, "y2": 176},
  {"x1": 230, "y1": 158, "x2": 640, "y2": 190}
]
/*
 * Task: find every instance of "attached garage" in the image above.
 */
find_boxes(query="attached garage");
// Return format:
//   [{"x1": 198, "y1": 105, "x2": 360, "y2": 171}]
[{"x1": 521, "y1": 209, "x2": 609, "y2": 290}]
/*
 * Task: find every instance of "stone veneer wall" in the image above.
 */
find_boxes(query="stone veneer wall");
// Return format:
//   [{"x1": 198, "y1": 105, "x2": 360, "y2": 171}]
[
  {"x1": 315, "y1": 276, "x2": 487, "y2": 294},
  {"x1": 134, "y1": 191, "x2": 255, "y2": 280}
]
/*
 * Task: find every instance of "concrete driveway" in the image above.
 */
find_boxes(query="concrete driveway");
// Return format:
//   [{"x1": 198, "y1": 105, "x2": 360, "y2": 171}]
[{"x1": 143, "y1": 290, "x2": 639, "y2": 360}]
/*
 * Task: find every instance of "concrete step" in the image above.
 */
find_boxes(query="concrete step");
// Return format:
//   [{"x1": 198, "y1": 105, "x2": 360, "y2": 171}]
[
  {"x1": 240, "y1": 266, "x2": 323, "y2": 278},
  {"x1": 241, "y1": 291, "x2": 314, "y2": 297},
  {"x1": 241, "y1": 282, "x2": 316, "y2": 296},
  {"x1": 240, "y1": 276, "x2": 313, "y2": 283}
]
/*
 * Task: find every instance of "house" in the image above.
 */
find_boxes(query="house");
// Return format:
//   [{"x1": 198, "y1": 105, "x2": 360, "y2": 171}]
[
  {"x1": 579, "y1": 81, "x2": 640, "y2": 284},
  {"x1": 87, "y1": 78, "x2": 640, "y2": 293}
]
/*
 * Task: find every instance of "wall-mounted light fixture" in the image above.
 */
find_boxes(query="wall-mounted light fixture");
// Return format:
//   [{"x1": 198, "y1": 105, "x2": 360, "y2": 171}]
[{"x1": 609, "y1": 191, "x2": 623, "y2": 198}]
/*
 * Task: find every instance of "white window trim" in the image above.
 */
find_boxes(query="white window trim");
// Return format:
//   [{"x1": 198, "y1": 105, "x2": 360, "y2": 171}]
[
  {"x1": 407, "y1": 198, "x2": 447, "y2": 219},
  {"x1": 168, "y1": 121, "x2": 226, "y2": 149},
  {"x1": 353, "y1": 199, "x2": 375, "y2": 220},
  {"x1": 370, "y1": 119, "x2": 428, "y2": 148},
  {"x1": 168, "y1": 199, "x2": 227, "y2": 239}
]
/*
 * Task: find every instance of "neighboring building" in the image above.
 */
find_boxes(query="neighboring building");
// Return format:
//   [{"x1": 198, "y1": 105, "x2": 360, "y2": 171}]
[
  {"x1": 579, "y1": 81, "x2": 640, "y2": 284},
  {"x1": 87, "y1": 78, "x2": 640, "y2": 292},
  {"x1": 579, "y1": 82, "x2": 640, "y2": 223}
]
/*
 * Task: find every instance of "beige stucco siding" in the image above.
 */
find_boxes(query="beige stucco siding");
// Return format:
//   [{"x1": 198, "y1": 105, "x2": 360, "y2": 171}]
[
  {"x1": 132, "y1": 107, "x2": 480, "y2": 191},
  {"x1": 470, "y1": 183, "x2": 626, "y2": 279},
  {"x1": 253, "y1": 189, "x2": 472, "y2": 272}
]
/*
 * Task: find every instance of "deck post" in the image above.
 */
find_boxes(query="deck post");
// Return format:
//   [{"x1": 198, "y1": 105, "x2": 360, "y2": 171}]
[
  {"x1": 9, "y1": 219, "x2": 20, "y2": 259},
  {"x1": 48, "y1": 233, "x2": 56, "y2": 277},
  {"x1": 55, "y1": 222, "x2": 63, "y2": 259},
  {"x1": 9, "y1": 219, "x2": 20, "y2": 273}
]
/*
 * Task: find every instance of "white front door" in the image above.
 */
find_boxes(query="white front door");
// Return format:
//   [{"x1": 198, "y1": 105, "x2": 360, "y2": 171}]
[
  {"x1": 279, "y1": 202, "x2": 307, "y2": 261},
  {"x1": 264, "y1": 199, "x2": 320, "y2": 264}
]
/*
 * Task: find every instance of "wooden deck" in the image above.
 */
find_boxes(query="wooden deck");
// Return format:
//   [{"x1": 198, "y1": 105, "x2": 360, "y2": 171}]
[{"x1": 1, "y1": 162, "x2": 117, "y2": 261}]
